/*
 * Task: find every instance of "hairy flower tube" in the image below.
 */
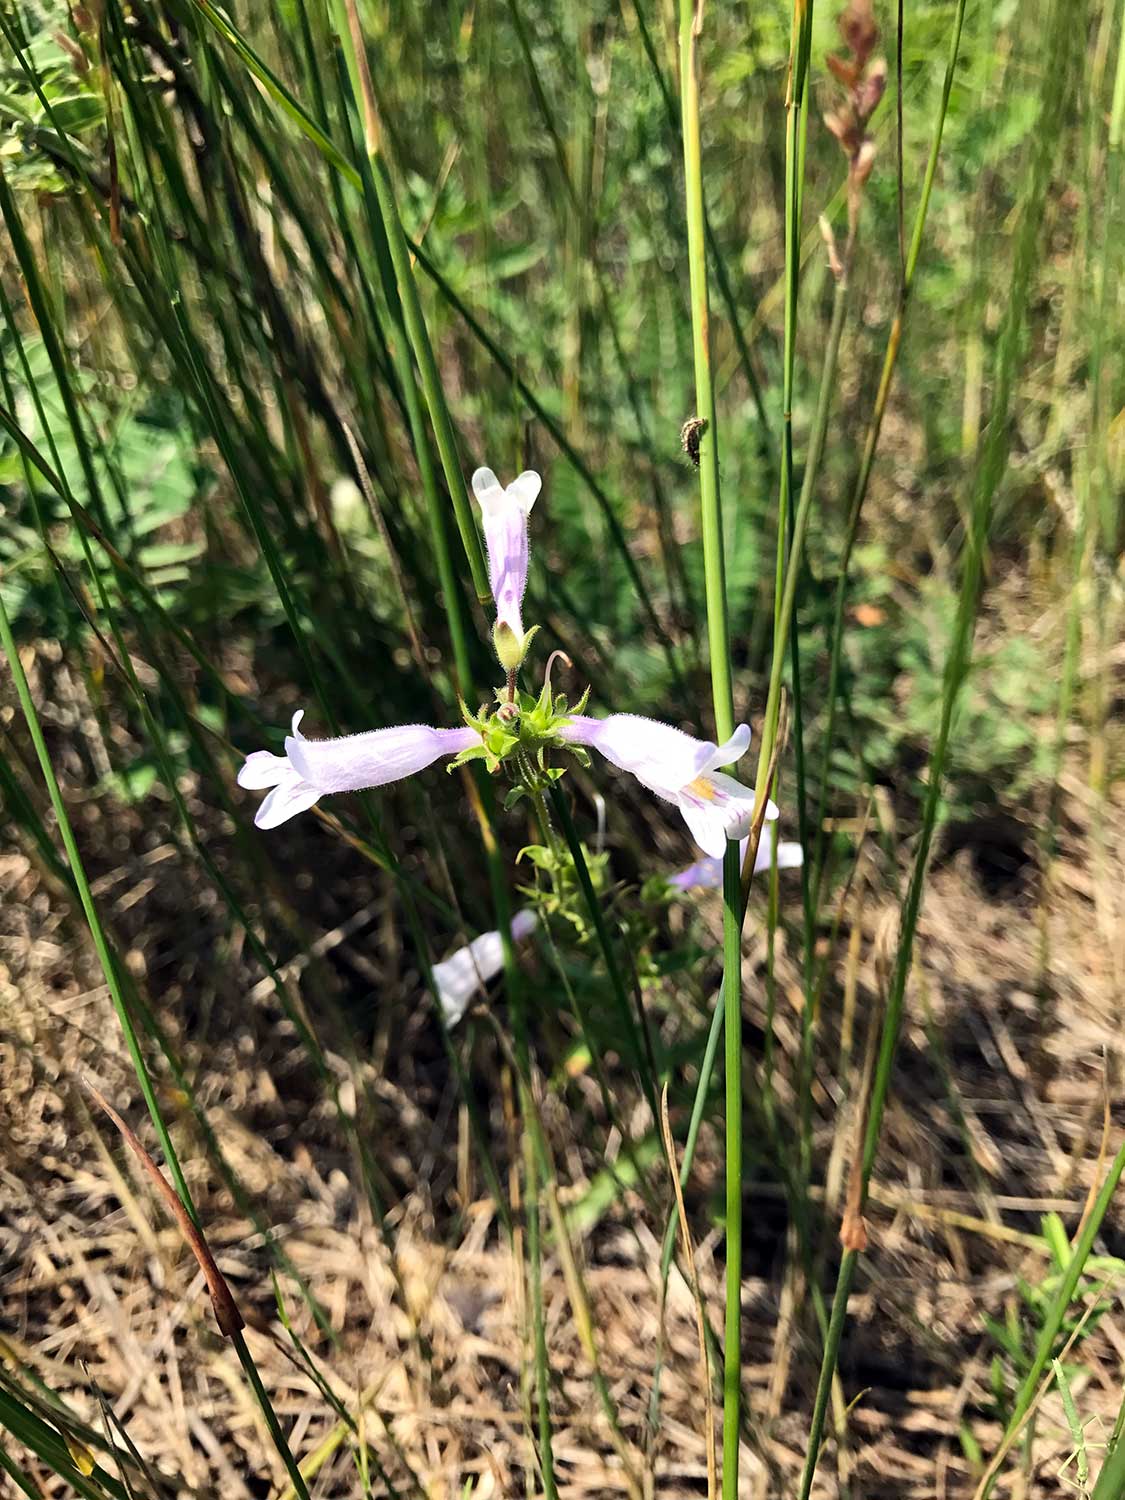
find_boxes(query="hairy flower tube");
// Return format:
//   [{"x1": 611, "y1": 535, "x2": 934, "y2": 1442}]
[
  {"x1": 560, "y1": 714, "x2": 777, "y2": 858},
  {"x1": 431, "y1": 908, "x2": 539, "y2": 1026},
  {"x1": 668, "y1": 835, "x2": 804, "y2": 893},
  {"x1": 471, "y1": 466, "x2": 541, "y2": 671},
  {"x1": 237, "y1": 711, "x2": 477, "y2": 829}
]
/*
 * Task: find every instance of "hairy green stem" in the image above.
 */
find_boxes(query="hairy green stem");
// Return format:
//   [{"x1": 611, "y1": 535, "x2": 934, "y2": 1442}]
[{"x1": 548, "y1": 785, "x2": 656, "y2": 1107}]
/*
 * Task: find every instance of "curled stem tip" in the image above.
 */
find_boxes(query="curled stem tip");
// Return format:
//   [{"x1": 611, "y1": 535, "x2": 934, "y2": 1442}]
[{"x1": 543, "y1": 649, "x2": 573, "y2": 693}]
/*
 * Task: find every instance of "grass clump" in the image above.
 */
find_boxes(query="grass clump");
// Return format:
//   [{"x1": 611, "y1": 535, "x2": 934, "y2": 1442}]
[{"x1": 0, "y1": 0, "x2": 1122, "y2": 1496}]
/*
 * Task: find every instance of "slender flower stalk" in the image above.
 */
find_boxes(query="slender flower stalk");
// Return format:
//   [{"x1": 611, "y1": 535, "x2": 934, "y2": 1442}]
[
  {"x1": 812, "y1": 0, "x2": 970, "y2": 881},
  {"x1": 677, "y1": 0, "x2": 744, "y2": 1489},
  {"x1": 752, "y1": 0, "x2": 817, "y2": 828},
  {"x1": 787, "y1": 0, "x2": 884, "y2": 1185},
  {"x1": 678, "y1": 7, "x2": 731, "y2": 743}
]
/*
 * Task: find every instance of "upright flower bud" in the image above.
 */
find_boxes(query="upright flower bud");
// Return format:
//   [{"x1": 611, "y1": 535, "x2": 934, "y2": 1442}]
[{"x1": 471, "y1": 466, "x2": 541, "y2": 670}]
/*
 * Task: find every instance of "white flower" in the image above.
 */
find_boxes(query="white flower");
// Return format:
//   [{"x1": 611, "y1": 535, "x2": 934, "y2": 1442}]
[
  {"x1": 471, "y1": 466, "x2": 541, "y2": 664},
  {"x1": 431, "y1": 909, "x2": 539, "y2": 1026},
  {"x1": 237, "y1": 711, "x2": 477, "y2": 829},
  {"x1": 668, "y1": 835, "x2": 804, "y2": 892},
  {"x1": 560, "y1": 713, "x2": 776, "y2": 858}
]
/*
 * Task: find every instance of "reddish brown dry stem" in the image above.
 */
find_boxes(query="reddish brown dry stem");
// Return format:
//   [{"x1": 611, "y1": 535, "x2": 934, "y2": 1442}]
[
  {"x1": 839, "y1": 1000, "x2": 876, "y2": 1253},
  {"x1": 84, "y1": 1079, "x2": 244, "y2": 1338},
  {"x1": 840, "y1": 1159, "x2": 869, "y2": 1253}
]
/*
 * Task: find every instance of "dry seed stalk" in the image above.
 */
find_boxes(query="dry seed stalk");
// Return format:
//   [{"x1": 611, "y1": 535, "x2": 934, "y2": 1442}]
[{"x1": 84, "y1": 1079, "x2": 244, "y2": 1338}]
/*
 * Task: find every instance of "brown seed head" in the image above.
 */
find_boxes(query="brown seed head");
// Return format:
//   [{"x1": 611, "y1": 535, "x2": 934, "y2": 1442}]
[
  {"x1": 855, "y1": 57, "x2": 888, "y2": 124},
  {"x1": 824, "y1": 0, "x2": 885, "y2": 201},
  {"x1": 839, "y1": 0, "x2": 878, "y2": 68}
]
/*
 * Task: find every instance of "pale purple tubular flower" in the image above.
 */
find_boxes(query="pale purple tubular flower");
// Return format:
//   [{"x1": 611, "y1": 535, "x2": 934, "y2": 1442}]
[
  {"x1": 471, "y1": 466, "x2": 541, "y2": 653},
  {"x1": 432, "y1": 908, "x2": 539, "y2": 1026},
  {"x1": 560, "y1": 713, "x2": 777, "y2": 858},
  {"x1": 237, "y1": 710, "x2": 477, "y2": 829},
  {"x1": 668, "y1": 835, "x2": 804, "y2": 892}
]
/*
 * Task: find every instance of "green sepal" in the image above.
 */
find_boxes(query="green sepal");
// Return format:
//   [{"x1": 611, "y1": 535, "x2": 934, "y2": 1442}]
[
  {"x1": 447, "y1": 743, "x2": 490, "y2": 771},
  {"x1": 568, "y1": 684, "x2": 591, "y2": 717},
  {"x1": 484, "y1": 722, "x2": 520, "y2": 758},
  {"x1": 516, "y1": 843, "x2": 553, "y2": 868},
  {"x1": 521, "y1": 623, "x2": 541, "y2": 657},
  {"x1": 458, "y1": 697, "x2": 490, "y2": 734}
]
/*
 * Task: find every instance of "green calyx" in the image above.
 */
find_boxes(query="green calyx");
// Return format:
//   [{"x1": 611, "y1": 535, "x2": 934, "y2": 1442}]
[
  {"x1": 449, "y1": 677, "x2": 590, "y2": 777},
  {"x1": 492, "y1": 620, "x2": 540, "y2": 672}
]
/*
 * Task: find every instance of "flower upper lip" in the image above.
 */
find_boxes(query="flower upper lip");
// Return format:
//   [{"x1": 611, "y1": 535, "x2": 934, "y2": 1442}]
[
  {"x1": 561, "y1": 715, "x2": 751, "y2": 794},
  {"x1": 559, "y1": 714, "x2": 771, "y2": 857}
]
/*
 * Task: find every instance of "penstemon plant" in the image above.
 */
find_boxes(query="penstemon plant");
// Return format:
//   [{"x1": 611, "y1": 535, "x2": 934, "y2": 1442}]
[{"x1": 237, "y1": 466, "x2": 777, "y2": 861}]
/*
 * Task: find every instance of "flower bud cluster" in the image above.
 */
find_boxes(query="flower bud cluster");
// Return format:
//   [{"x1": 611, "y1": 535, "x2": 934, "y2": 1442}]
[{"x1": 449, "y1": 679, "x2": 590, "y2": 780}]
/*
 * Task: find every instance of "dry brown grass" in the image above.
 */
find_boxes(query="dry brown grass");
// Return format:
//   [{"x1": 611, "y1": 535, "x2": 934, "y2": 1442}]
[{"x1": 1, "y1": 638, "x2": 1124, "y2": 1499}]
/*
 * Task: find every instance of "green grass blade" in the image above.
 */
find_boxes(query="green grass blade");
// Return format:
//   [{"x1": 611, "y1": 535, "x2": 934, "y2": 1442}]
[
  {"x1": 330, "y1": 0, "x2": 490, "y2": 602},
  {"x1": 797, "y1": 2, "x2": 1084, "y2": 1489}
]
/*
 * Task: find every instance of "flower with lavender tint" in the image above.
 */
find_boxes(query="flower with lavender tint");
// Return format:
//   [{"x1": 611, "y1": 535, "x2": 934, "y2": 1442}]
[
  {"x1": 471, "y1": 466, "x2": 541, "y2": 669},
  {"x1": 560, "y1": 714, "x2": 776, "y2": 858},
  {"x1": 237, "y1": 710, "x2": 477, "y2": 829},
  {"x1": 668, "y1": 835, "x2": 804, "y2": 892},
  {"x1": 432, "y1": 909, "x2": 539, "y2": 1026}
]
